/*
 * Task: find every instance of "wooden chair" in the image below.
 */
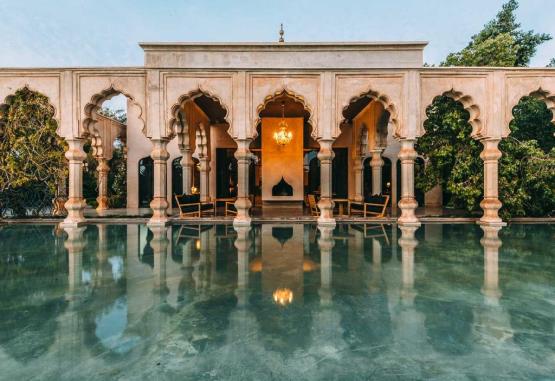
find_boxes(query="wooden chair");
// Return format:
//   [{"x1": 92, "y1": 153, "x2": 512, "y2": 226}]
[
  {"x1": 174, "y1": 194, "x2": 215, "y2": 218},
  {"x1": 307, "y1": 194, "x2": 320, "y2": 217},
  {"x1": 349, "y1": 194, "x2": 390, "y2": 218},
  {"x1": 225, "y1": 201, "x2": 237, "y2": 216}
]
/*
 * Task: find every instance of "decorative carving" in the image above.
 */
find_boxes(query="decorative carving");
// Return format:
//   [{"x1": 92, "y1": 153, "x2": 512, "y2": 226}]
[
  {"x1": 168, "y1": 86, "x2": 230, "y2": 139},
  {"x1": 528, "y1": 87, "x2": 555, "y2": 123},
  {"x1": 341, "y1": 89, "x2": 399, "y2": 139},
  {"x1": 254, "y1": 88, "x2": 316, "y2": 141},
  {"x1": 82, "y1": 84, "x2": 145, "y2": 139}
]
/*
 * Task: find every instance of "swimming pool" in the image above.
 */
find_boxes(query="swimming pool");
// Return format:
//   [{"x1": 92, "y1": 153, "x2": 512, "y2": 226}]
[{"x1": 0, "y1": 223, "x2": 553, "y2": 380}]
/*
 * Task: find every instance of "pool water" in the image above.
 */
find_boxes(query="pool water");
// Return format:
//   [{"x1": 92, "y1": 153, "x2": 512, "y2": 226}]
[{"x1": 0, "y1": 223, "x2": 554, "y2": 380}]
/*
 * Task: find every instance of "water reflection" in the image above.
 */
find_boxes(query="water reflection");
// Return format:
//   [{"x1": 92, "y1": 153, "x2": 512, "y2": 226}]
[{"x1": 0, "y1": 223, "x2": 554, "y2": 379}]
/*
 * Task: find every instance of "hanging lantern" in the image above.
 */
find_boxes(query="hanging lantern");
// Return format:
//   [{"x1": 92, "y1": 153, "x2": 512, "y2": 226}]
[{"x1": 273, "y1": 101, "x2": 293, "y2": 146}]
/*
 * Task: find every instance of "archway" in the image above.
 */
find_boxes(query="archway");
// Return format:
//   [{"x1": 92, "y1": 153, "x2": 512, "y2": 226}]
[
  {"x1": 250, "y1": 90, "x2": 317, "y2": 215},
  {"x1": 416, "y1": 94, "x2": 483, "y2": 216},
  {"x1": 498, "y1": 94, "x2": 555, "y2": 218},
  {"x1": 168, "y1": 89, "x2": 234, "y2": 214},
  {"x1": 138, "y1": 156, "x2": 153, "y2": 208}
]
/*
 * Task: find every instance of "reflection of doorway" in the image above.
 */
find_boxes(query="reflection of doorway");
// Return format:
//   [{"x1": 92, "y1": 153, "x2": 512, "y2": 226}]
[
  {"x1": 138, "y1": 157, "x2": 153, "y2": 208},
  {"x1": 332, "y1": 148, "x2": 348, "y2": 198}
]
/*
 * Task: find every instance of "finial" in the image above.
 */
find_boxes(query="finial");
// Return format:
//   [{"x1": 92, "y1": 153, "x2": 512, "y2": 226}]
[{"x1": 279, "y1": 23, "x2": 285, "y2": 43}]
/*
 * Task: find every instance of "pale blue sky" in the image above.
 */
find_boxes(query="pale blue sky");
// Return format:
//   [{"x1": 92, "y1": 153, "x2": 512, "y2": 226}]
[{"x1": 0, "y1": 0, "x2": 553, "y2": 67}]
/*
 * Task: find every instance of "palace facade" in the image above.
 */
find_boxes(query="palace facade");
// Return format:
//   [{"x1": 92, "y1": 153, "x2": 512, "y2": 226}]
[{"x1": 1, "y1": 41, "x2": 553, "y2": 227}]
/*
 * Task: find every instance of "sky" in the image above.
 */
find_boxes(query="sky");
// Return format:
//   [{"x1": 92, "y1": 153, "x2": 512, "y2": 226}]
[{"x1": 0, "y1": 0, "x2": 553, "y2": 69}]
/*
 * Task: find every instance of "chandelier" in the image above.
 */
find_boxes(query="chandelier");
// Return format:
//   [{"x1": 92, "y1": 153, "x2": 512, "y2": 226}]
[{"x1": 273, "y1": 102, "x2": 293, "y2": 146}]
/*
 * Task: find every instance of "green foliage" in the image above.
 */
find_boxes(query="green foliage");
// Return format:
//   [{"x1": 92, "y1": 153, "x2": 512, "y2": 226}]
[
  {"x1": 418, "y1": 1, "x2": 555, "y2": 218},
  {"x1": 548, "y1": 58, "x2": 555, "y2": 68},
  {"x1": 99, "y1": 108, "x2": 127, "y2": 124},
  {"x1": 416, "y1": 97, "x2": 483, "y2": 213},
  {"x1": 443, "y1": 0, "x2": 551, "y2": 67},
  {"x1": 108, "y1": 142, "x2": 127, "y2": 208},
  {"x1": 0, "y1": 88, "x2": 67, "y2": 217}
]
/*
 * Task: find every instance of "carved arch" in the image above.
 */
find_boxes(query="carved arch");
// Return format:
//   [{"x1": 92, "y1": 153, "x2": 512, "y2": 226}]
[
  {"x1": 423, "y1": 89, "x2": 483, "y2": 139},
  {"x1": 254, "y1": 88, "x2": 316, "y2": 140},
  {"x1": 168, "y1": 86, "x2": 230, "y2": 140},
  {"x1": 341, "y1": 89, "x2": 399, "y2": 139},
  {"x1": 518, "y1": 87, "x2": 555, "y2": 123},
  {"x1": 83, "y1": 85, "x2": 145, "y2": 143},
  {"x1": 0, "y1": 85, "x2": 59, "y2": 134}
]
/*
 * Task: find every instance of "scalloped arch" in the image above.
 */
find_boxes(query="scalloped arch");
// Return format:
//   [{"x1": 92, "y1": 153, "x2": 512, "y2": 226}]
[
  {"x1": 423, "y1": 89, "x2": 483, "y2": 139},
  {"x1": 0, "y1": 85, "x2": 60, "y2": 132},
  {"x1": 254, "y1": 88, "x2": 316, "y2": 140},
  {"x1": 521, "y1": 87, "x2": 555, "y2": 123},
  {"x1": 83, "y1": 84, "x2": 145, "y2": 139},
  {"x1": 168, "y1": 86, "x2": 230, "y2": 139},
  {"x1": 341, "y1": 89, "x2": 399, "y2": 139}
]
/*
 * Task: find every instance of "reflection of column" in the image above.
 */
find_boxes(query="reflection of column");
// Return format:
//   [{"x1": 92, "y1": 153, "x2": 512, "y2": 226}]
[
  {"x1": 370, "y1": 149, "x2": 384, "y2": 195},
  {"x1": 149, "y1": 139, "x2": 170, "y2": 226},
  {"x1": 64, "y1": 226, "x2": 86, "y2": 294},
  {"x1": 369, "y1": 237, "x2": 382, "y2": 293},
  {"x1": 63, "y1": 139, "x2": 87, "y2": 227},
  {"x1": 234, "y1": 226, "x2": 252, "y2": 307},
  {"x1": 317, "y1": 139, "x2": 335, "y2": 226},
  {"x1": 95, "y1": 224, "x2": 110, "y2": 284},
  {"x1": 353, "y1": 156, "x2": 364, "y2": 202},
  {"x1": 398, "y1": 139, "x2": 420, "y2": 226},
  {"x1": 318, "y1": 226, "x2": 334, "y2": 305},
  {"x1": 199, "y1": 156, "x2": 210, "y2": 202},
  {"x1": 399, "y1": 225, "x2": 419, "y2": 305},
  {"x1": 479, "y1": 138, "x2": 505, "y2": 226},
  {"x1": 480, "y1": 225, "x2": 503, "y2": 305},
  {"x1": 150, "y1": 226, "x2": 169, "y2": 294},
  {"x1": 96, "y1": 158, "x2": 110, "y2": 211},
  {"x1": 234, "y1": 139, "x2": 253, "y2": 226}
]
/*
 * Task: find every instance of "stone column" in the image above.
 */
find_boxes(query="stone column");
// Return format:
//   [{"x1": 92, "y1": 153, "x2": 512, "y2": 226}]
[
  {"x1": 397, "y1": 139, "x2": 420, "y2": 226},
  {"x1": 148, "y1": 139, "x2": 170, "y2": 226},
  {"x1": 234, "y1": 139, "x2": 253, "y2": 226},
  {"x1": 180, "y1": 148, "x2": 194, "y2": 195},
  {"x1": 370, "y1": 149, "x2": 384, "y2": 195},
  {"x1": 479, "y1": 138, "x2": 505, "y2": 226},
  {"x1": 480, "y1": 225, "x2": 503, "y2": 305},
  {"x1": 199, "y1": 156, "x2": 210, "y2": 202},
  {"x1": 96, "y1": 158, "x2": 110, "y2": 211},
  {"x1": 399, "y1": 225, "x2": 419, "y2": 305},
  {"x1": 317, "y1": 139, "x2": 335, "y2": 226},
  {"x1": 391, "y1": 158, "x2": 398, "y2": 214},
  {"x1": 353, "y1": 156, "x2": 364, "y2": 202},
  {"x1": 318, "y1": 226, "x2": 335, "y2": 306},
  {"x1": 62, "y1": 139, "x2": 87, "y2": 227}
]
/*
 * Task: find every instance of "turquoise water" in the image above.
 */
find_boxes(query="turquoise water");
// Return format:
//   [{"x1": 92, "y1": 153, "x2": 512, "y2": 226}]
[{"x1": 0, "y1": 223, "x2": 554, "y2": 380}]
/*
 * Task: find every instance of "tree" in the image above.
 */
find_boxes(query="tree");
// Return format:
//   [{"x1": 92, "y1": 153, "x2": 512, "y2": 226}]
[
  {"x1": 0, "y1": 88, "x2": 67, "y2": 217},
  {"x1": 548, "y1": 58, "x2": 555, "y2": 67},
  {"x1": 443, "y1": 0, "x2": 551, "y2": 67},
  {"x1": 417, "y1": 0, "x2": 554, "y2": 218}
]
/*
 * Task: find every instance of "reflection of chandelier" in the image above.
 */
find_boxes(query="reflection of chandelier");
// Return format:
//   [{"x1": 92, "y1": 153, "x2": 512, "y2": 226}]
[
  {"x1": 273, "y1": 288, "x2": 294, "y2": 306},
  {"x1": 273, "y1": 102, "x2": 293, "y2": 146}
]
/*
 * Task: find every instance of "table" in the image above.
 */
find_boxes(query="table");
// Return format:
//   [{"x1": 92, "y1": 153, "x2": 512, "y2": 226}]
[{"x1": 333, "y1": 198, "x2": 350, "y2": 216}]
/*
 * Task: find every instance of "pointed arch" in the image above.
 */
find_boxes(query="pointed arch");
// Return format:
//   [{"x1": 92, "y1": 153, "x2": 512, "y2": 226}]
[
  {"x1": 254, "y1": 88, "x2": 315, "y2": 140},
  {"x1": 423, "y1": 89, "x2": 483, "y2": 139},
  {"x1": 168, "y1": 87, "x2": 230, "y2": 140},
  {"x1": 341, "y1": 89, "x2": 399, "y2": 139},
  {"x1": 83, "y1": 85, "x2": 145, "y2": 140}
]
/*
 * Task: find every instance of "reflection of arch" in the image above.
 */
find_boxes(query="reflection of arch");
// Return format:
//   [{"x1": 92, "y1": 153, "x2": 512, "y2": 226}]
[
  {"x1": 168, "y1": 87, "x2": 230, "y2": 139},
  {"x1": 254, "y1": 88, "x2": 315, "y2": 140},
  {"x1": 83, "y1": 86, "x2": 144, "y2": 136},
  {"x1": 342, "y1": 89, "x2": 399, "y2": 138},
  {"x1": 423, "y1": 89, "x2": 482, "y2": 139}
]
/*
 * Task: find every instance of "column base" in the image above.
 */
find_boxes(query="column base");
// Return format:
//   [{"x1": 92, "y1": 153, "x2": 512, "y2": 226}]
[
  {"x1": 147, "y1": 218, "x2": 170, "y2": 227},
  {"x1": 233, "y1": 216, "x2": 252, "y2": 227},
  {"x1": 397, "y1": 198, "x2": 420, "y2": 227},
  {"x1": 317, "y1": 216, "x2": 336, "y2": 227},
  {"x1": 477, "y1": 219, "x2": 507, "y2": 227},
  {"x1": 62, "y1": 197, "x2": 86, "y2": 227},
  {"x1": 96, "y1": 196, "x2": 109, "y2": 211}
]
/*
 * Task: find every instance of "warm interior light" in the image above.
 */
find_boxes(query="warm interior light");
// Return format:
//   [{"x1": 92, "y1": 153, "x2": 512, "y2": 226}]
[
  {"x1": 191, "y1": 185, "x2": 199, "y2": 194},
  {"x1": 273, "y1": 288, "x2": 294, "y2": 306},
  {"x1": 273, "y1": 102, "x2": 293, "y2": 146},
  {"x1": 195, "y1": 239, "x2": 201, "y2": 250}
]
